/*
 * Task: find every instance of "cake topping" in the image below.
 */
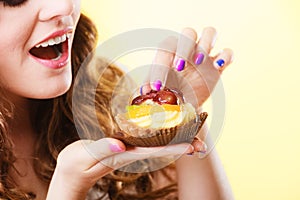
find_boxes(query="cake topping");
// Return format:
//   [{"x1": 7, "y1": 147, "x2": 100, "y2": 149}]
[{"x1": 131, "y1": 88, "x2": 179, "y2": 105}]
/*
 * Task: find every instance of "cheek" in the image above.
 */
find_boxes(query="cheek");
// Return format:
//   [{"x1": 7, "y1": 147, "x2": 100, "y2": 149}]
[
  {"x1": 0, "y1": 19, "x2": 33, "y2": 67},
  {"x1": 0, "y1": 30, "x2": 22, "y2": 60},
  {"x1": 0, "y1": 61, "x2": 73, "y2": 99},
  {"x1": 24, "y1": 65, "x2": 73, "y2": 99},
  {"x1": 73, "y1": 0, "x2": 81, "y2": 23}
]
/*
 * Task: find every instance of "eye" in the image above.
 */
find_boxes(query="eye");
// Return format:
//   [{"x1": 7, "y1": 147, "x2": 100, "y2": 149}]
[{"x1": 1, "y1": 0, "x2": 28, "y2": 7}]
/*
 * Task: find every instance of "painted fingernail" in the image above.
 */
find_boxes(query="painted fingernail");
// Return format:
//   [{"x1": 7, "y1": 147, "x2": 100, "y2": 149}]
[
  {"x1": 199, "y1": 142, "x2": 207, "y2": 154},
  {"x1": 216, "y1": 59, "x2": 225, "y2": 68},
  {"x1": 109, "y1": 143, "x2": 124, "y2": 153},
  {"x1": 194, "y1": 53, "x2": 205, "y2": 65},
  {"x1": 140, "y1": 85, "x2": 143, "y2": 95},
  {"x1": 153, "y1": 80, "x2": 162, "y2": 91},
  {"x1": 176, "y1": 58, "x2": 185, "y2": 71}
]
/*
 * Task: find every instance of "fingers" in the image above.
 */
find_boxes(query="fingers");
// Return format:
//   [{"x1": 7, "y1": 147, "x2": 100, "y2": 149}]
[
  {"x1": 86, "y1": 143, "x2": 194, "y2": 177},
  {"x1": 213, "y1": 48, "x2": 234, "y2": 72},
  {"x1": 191, "y1": 137, "x2": 207, "y2": 154},
  {"x1": 63, "y1": 138, "x2": 127, "y2": 181},
  {"x1": 197, "y1": 27, "x2": 217, "y2": 55},
  {"x1": 196, "y1": 28, "x2": 233, "y2": 72},
  {"x1": 193, "y1": 27, "x2": 217, "y2": 67},
  {"x1": 149, "y1": 36, "x2": 177, "y2": 91},
  {"x1": 104, "y1": 143, "x2": 193, "y2": 167},
  {"x1": 146, "y1": 28, "x2": 197, "y2": 92},
  {"x1": 141, "y1": 27, "x2": 233, "y2": 95},
  {"x1": 173, "y1": 28, "x2": 197, "y2": 71},
  {"x1": 85, "y1": 138, "x2": 126, "y2": 163},
  {"x1": 55, "y1": 138, "x2": 127, "y2": 182},
  {"x1": 60, "y1": 138, "x2": 196, "y2": 185}
]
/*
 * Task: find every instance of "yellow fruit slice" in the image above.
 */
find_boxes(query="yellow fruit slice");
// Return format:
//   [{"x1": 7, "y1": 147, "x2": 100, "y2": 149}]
[
  {"x1": 126, "y1": 105, "x2": 152, "y2": 118},
  {"x1": 161, "y1": 104, "x2": 181, "y2": 112},
  {"x1": 126, "y1": 104, "x2": 181, "y2": 119}
]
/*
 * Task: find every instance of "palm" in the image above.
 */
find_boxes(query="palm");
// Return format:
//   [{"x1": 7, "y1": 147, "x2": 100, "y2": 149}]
[{"x1": 166, "y1": 57, "x2": 220, "y2": 109}]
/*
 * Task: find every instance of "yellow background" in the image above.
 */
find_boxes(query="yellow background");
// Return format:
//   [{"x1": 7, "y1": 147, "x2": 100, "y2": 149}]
[{"x1": 81, "y1": 0, "x2": 300, "y2": 199}]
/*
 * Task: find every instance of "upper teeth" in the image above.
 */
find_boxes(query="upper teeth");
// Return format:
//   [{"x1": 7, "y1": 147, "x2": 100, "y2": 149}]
[{"x1": 35, "y1": 33, "x2": 71, "y2": 48}]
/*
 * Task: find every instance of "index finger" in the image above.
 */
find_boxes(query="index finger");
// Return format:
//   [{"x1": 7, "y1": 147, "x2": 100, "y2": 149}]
[{"x1": 148, "y1": 36, "x2": 177, "y2": 91}]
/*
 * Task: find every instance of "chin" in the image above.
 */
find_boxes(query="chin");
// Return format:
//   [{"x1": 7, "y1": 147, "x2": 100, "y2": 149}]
[
  {"x1": 49, "y1": 87, "x2": 71, "y2": 98},
  {"x1": 28, "y1": 77, "x2": 72, "y2": 99},
  {"x1": 45, "y1": 82, "x2": 72, "y2": 99},
  {"x1": 38, "y1": 64, "x2": 73, "y2": 99}
]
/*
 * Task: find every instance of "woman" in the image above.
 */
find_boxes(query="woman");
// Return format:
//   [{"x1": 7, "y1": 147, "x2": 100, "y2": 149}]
[{"x1": 0, "y1": 0, "x2": 234, "y2": 199}]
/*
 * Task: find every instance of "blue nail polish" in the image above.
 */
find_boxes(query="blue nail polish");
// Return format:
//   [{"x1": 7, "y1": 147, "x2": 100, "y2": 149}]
[
  {"x1": 216, "y1": 59, "x2": 225, "y2": 67},
  {"x1": 194, "y1": 53, "x2": 205, "y2": 65},
  {"x1": 176, "y1": 58, "x2": 185, "y2": 71},
  {"x1": 153, "y1": 80, "x2": 162, "y2": 91}
]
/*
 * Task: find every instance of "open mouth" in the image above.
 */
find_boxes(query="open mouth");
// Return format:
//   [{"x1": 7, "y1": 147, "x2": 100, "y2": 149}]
[
  {"x1": 29, "y1": 33, "x2": 70, "y2": 60},
  {"x1": 30, "y1": 43, "x2": 63, "y2": 60}
]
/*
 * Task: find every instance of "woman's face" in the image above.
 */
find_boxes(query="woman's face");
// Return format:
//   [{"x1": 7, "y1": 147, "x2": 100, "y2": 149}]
[{"x1": 0, "y1": 0, "x2": 81, "y2": 99}]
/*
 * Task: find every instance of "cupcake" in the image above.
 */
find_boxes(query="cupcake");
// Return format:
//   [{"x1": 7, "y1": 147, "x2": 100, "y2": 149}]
[{"x1": 114, "y1": 88, "x2": 207, "y2": 147}]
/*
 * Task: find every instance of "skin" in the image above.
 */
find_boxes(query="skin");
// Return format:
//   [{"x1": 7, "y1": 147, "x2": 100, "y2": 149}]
[
  {"x1": 0, "y1": 0, "x2": 80, "y2": 199},
  {"x1": 47, "y1": 28, "x2": 235, "y2": 199},
  {"x1": 0, "y1": 0, "x2": 80, "y2": 100},
  {"x1": 1, "y1": 0, "x2": 234, "y2": 199}
]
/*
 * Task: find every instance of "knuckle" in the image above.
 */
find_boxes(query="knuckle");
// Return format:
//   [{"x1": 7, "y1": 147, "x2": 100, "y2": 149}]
[
  {"x1": 204, "y1": 26, "x2": 217, "y2": 35},
  {"x1": 101, "y1": 156, "x2": 125, "y2": 169},
  {"x1": 182, "y1": 27, "x2": 198, "y2": 40},
  {"x1": 224, "y1": 48, "x2": 234, "y2": 55}
]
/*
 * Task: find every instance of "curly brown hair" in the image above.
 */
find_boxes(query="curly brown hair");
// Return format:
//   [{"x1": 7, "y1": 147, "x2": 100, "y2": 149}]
[{"x1": 0, "y1": 14, "x2": 177, "y2": 200}]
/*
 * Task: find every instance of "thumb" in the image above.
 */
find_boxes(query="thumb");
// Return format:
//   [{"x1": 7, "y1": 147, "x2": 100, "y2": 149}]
[{"x1": 100, "y1": 143, "x2": 194, "y2": 171}]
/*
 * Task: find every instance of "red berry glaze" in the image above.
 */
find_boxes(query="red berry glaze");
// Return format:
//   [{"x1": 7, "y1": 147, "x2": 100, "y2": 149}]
[{"x1": 131, "y1": 88, "x2": 179, "y2": 105}]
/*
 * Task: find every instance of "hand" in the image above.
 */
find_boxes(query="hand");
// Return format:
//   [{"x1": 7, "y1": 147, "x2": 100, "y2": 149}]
[
  {"x1": 142, "y1": 27, "x2": 234, "y2": 109},
  {"x1": 138, "y1": 27, "x2": 233, "y2": 155},
  {"x1": 46, "y1": 137, "x2": 196, "y2": 199}
]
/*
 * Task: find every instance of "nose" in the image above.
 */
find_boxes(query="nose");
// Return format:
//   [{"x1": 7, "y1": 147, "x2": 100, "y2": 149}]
[{"x1": 38, "y1": 0, "x2": 75, "y2": 21}]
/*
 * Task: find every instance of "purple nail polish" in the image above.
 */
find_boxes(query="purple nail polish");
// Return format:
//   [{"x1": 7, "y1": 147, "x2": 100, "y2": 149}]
[
  {"x1": 216, "y1": 59, "x2": 225, "y2": 67},
  {"x1": 140, "y1": 86, "x2": 143, "y2": 95},
  {"x1": 109, "y1": 144, "x2": 124, "y2": 152},
  {"x1": 198, "y1": 142, "x2": 207, "y2": 154},
  {"x1": 194, "y1": 53, "x2": 205, "y2": 65},
  {"x1": 153, "y1": 80, "x2": 162, "y2": 91},
  {"x1": 199, "y1": 149, "x2": 207, "y2": 154},
  {"x1": 176, "y1": 58, "x2": 185, "y2": 71}
]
